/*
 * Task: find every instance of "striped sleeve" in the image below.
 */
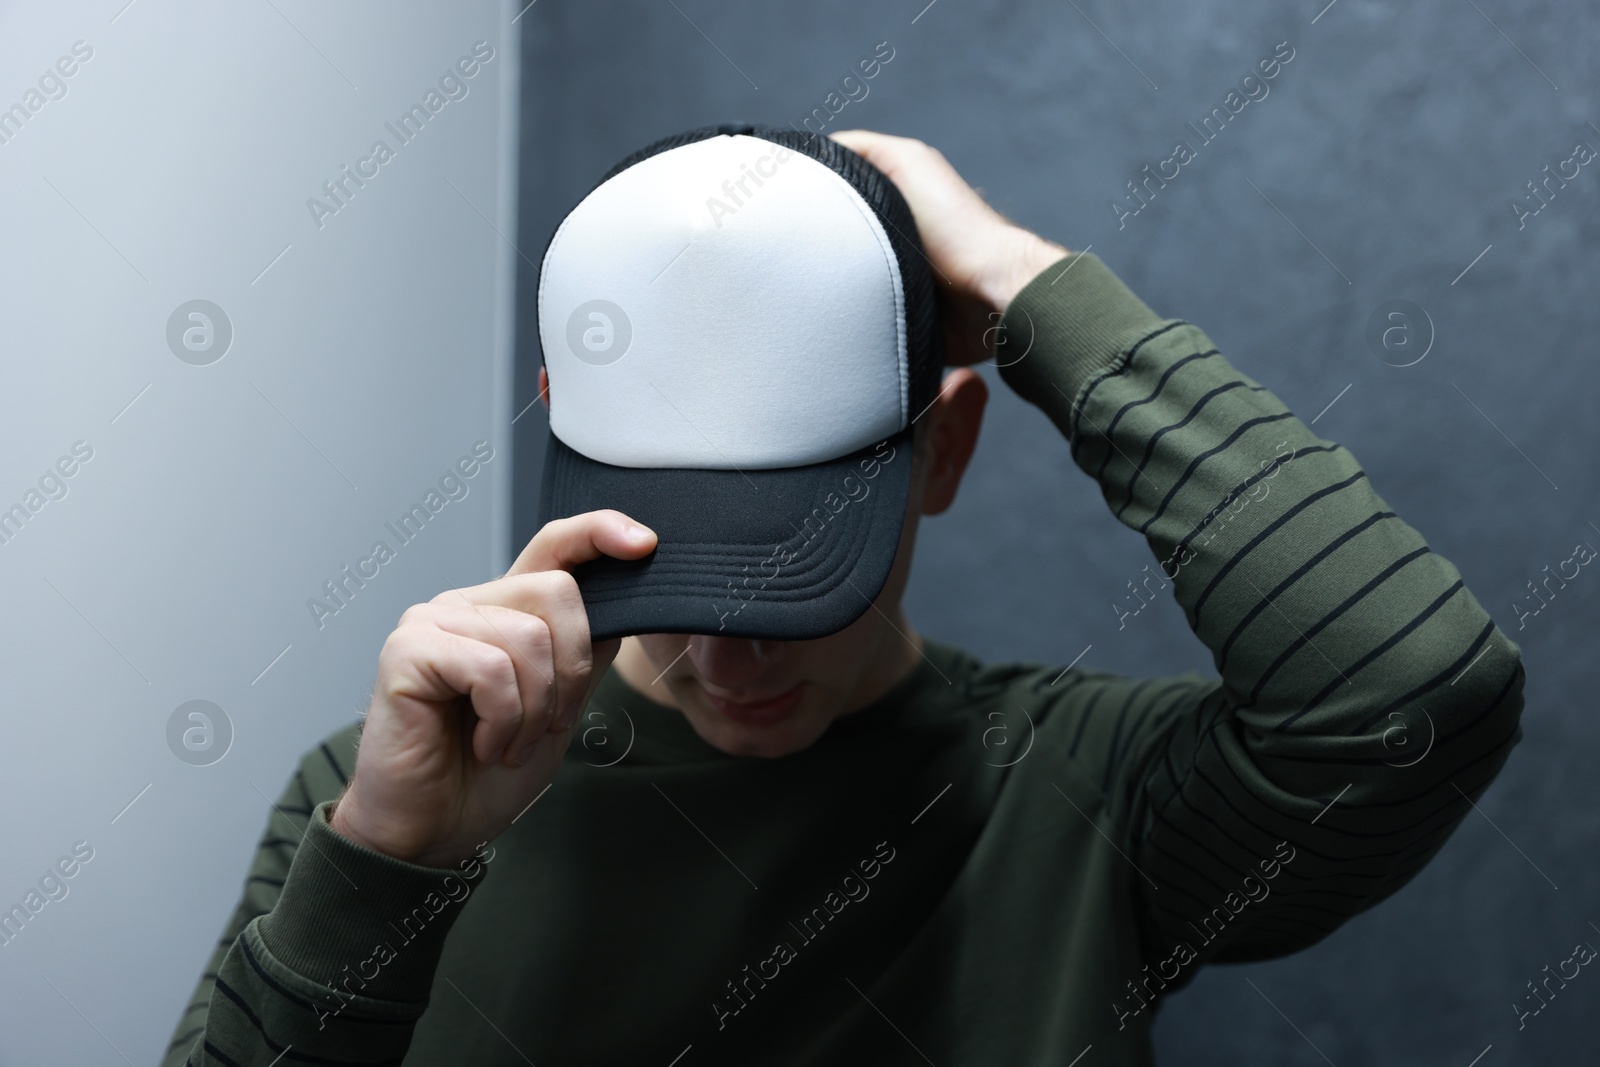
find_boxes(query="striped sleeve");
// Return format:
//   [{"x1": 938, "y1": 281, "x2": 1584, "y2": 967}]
[
  {"x1": 157, "y1": 765, "x2": 317, "y2": 1067},
  {"x1": 997, "y1": 252, "x2": 1525, "y2": 972},
  {"x1": 160, "y1": 724, "x2": 483, "y2": 1066}
]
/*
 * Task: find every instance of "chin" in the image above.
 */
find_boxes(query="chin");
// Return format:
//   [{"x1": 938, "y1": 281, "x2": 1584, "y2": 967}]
[
  {"x1": 710, "y1": 732, "x2": 806, "y2": 759},
  {"x1": 687, "y1": 702, "x2": 831, "y2": 760},
  {"x1": 664, "y1": 677, "x2": 828, "y2": 758}
]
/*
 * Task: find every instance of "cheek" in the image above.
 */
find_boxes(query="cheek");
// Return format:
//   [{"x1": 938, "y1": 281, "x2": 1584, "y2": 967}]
[{"x1": 641, "y1": 635, "x2": 690, "y2": 674}]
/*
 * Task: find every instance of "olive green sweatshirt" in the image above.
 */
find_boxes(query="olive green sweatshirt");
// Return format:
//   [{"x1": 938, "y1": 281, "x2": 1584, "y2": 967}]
[{"x1": 162, "y1": 252, "x2": 1525, "y2": 1066}]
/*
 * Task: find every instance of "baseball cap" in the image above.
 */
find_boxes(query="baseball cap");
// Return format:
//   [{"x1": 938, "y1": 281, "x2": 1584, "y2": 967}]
[{"x1": 535, "y1": 122, "x2": 945, "y2": 642}]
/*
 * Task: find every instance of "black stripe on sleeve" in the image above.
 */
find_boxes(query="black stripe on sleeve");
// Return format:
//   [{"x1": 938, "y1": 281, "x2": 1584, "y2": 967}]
[
  {"x1": 1269, "y1": 666, "x2": 1521, "y2": 773},
  {"x1": 1275, "y1": 581, "x2": 1467, "y2": 731},
  {"x1": 214, "y1": 977, "x2": 405, "y2": 1067},
  {"x1": 1120, "y1": 410, "x2": 1295, "y2": 526},
  {"x1": 1160, "y1": 444, "x2": 1344, "y2": 551},
  {"x1": 320, "y1": 744, "x2": 350, "y2": 786},
  {"x1": 1111, "y1": 380, "x2": 1265, "y2": 517},
  {"x1": 238, "y1": 936, "x2": 414, "y2": 1027},
  {"x1": 1241, "y1": 547, "x2": 1432, "y2": 704},
  {"x1": 1068, "y1": 684, "x2": 1111, "y2": 758},
  {"x1": 1099, "y1": 681, "x2": 1162, "y2": 793},
  {"x1": 168, "y1": 1025, "x2": 204, "y2": 1050},
  {"x1": 203, "y1": 1040, "x2": 248, "y2": 1067},
  {"x1": 1216, "y1": 510, "x2": 1399, "y2": 672},
  {"x1": 1081, "y1": 348, "x2": 1221, "y2": 478},
  {"x1": 1350, "y1": 618, "x2": 1498, "y2": 735},
  {"x1": 1190, "y1": 470, "x2": 1370, "y2": 623},
  {"x1": 1069, "y1": 321, "x2": 1193, "y2": 441}
]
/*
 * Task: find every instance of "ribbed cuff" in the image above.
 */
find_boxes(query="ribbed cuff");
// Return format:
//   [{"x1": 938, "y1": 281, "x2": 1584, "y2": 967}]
[
  {"x1": 995, "y1": 251, "x2": 1170, "y2": 438},
  {"x1": 255, "y1": 800, "x2": 488, "y2": 1006}
]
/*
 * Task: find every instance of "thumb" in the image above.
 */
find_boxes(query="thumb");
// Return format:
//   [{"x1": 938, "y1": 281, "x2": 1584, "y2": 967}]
[{"x1": 507, "y1": 509, "x2": 657, "y2": 576}]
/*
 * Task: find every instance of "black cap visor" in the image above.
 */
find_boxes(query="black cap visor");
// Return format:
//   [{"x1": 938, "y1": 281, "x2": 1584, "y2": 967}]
[{"x1": 537, "y1": 427, "x2": 912, "y2": 641}]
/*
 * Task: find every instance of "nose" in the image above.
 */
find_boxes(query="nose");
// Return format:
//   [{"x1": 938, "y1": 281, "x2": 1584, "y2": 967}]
[{"x1": 685, "y1": 634, "x2": 785, "y2": 692}]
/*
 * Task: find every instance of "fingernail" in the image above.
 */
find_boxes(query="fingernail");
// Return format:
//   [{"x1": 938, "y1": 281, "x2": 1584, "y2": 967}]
[
  {"x1": 626, "y1": 524, "x2": 653, "y2": 542},
  {"x1": 511, "y1": 740, "x2": 538, "y2": 767}
]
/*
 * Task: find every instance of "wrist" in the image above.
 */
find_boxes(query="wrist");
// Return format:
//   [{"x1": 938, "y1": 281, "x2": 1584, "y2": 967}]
[
  {"x1": 328, "y1": 790, "x2": 417, "y2": 864},
  {"x1": 330, "y1": 791, "x2": 484, "y2": 870},
  {"x1": 973, "y1": 227, "x2": 1071, "y2": 314}
]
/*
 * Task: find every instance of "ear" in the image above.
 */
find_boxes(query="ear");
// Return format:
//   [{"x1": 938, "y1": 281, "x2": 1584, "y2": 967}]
[
  {"x1": 539, "y1": 366, "x2": 550, "y2": 409},
  {"x1": 919, "y1": 368, "x2": 987, "y2": 516}
]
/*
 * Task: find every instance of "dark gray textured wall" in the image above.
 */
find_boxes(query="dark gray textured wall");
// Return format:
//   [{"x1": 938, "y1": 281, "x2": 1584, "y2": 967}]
[{"x1": 511, "y1": 2, "x2": 1600, "y2": 1062}]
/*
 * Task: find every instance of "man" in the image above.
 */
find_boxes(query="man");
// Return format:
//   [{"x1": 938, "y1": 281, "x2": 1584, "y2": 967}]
[{"x1": 164, "y1": 125, "x2": 1524, "y2": 1066}]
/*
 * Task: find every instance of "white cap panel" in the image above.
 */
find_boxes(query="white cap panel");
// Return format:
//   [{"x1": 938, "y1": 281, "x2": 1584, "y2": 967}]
[{"x1": 538, "y1": 134, "x2": 907, "y2": 470}]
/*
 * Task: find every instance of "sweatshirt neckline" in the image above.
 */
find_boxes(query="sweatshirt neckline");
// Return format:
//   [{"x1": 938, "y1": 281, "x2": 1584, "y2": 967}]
[{"x1": 583, "y1": 637, "x2": 970, "y2": 765}]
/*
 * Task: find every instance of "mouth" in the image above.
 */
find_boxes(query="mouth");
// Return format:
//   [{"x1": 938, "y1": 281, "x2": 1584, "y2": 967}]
[{"x1": 699, "y1": 681, "x2": 805, "y2": 727}]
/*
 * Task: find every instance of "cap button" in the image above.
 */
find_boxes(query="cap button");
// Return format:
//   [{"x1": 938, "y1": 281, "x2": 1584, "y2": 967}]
[{"x1": 717, "y1": 123, "x2": 756, "y2": 136}]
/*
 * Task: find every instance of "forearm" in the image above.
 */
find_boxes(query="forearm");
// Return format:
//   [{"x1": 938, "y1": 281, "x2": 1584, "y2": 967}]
[
  {"x1": 165, "y1": 799, "x2": 485, "y2": 1066},
  {"x1": 996, "y1": 251, "x2": 1525, "y2": 957}
]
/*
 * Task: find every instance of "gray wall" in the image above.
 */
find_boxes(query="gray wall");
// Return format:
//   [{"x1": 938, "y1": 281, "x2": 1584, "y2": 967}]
[
  {"x1": 513, "y1": 2, "x2": 1600, "y2": 1063},
  {"x1": 0, "y1": 3, "x2": 519, "y2": 1063}
]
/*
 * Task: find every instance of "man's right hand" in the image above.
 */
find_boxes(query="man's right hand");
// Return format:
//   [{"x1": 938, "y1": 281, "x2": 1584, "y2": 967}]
[{"x1": 328, "y1": 510, "x2": 657, "y2": 869}]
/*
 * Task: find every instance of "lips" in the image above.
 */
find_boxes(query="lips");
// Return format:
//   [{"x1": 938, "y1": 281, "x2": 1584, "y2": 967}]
[{"x1": 700, "y1": 682, "x2": 805, "y2": 727}]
